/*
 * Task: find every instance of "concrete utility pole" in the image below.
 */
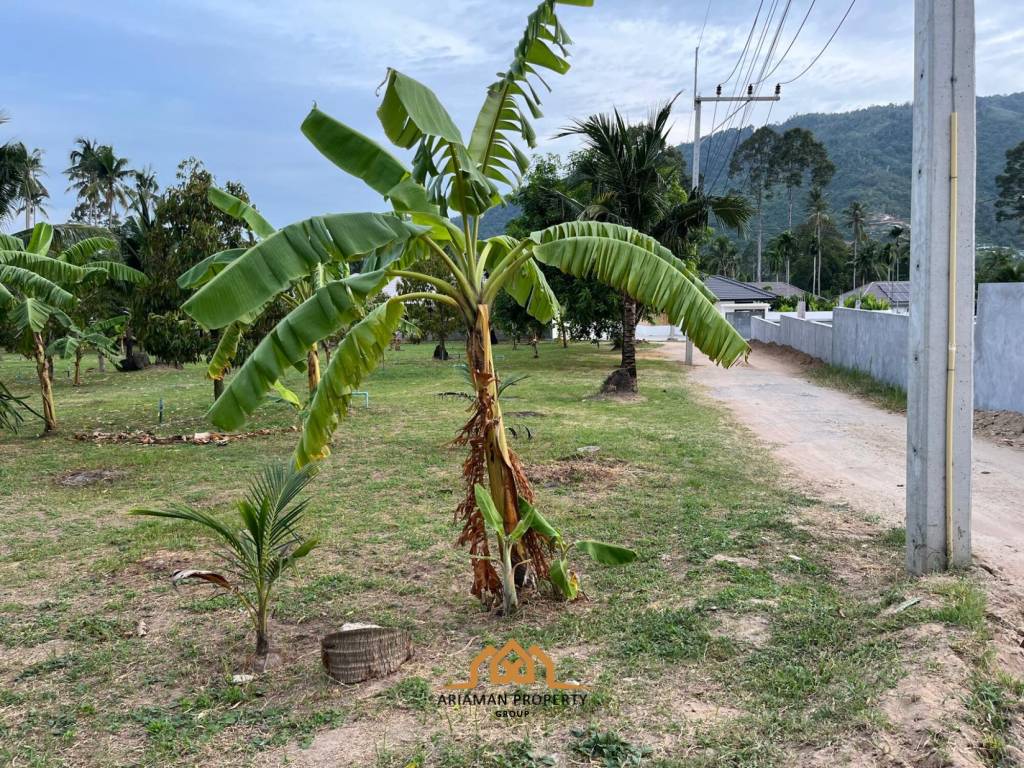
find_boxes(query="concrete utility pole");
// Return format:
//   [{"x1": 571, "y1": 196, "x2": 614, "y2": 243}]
[
  {"x1": 687, "y1": 47, "x2": 781, "y2": 363},
  {"x1": 906, "y1": 0, "x2": 975, "y2": 574}
]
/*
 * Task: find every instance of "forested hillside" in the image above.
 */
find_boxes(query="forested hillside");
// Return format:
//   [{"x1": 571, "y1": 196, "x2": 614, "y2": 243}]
[
  {"x1": 678, "y1": 92, "x2": 1024, "y2": 247},
  {"x1": 483, "y1": 93, "x2": 1024, "y2": 247}
]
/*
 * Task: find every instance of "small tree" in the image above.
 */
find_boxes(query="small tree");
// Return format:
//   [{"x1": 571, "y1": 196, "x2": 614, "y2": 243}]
[
  {"x1": 48, "y1": 316, "x2": 124, "y2": 386},
  {"x1": 396, "y1": 250, "x2": 459, "y2": 359},
  {"x1": 132, "y1": 463, "x2": 319, "y2": 666},
  {"x1": 493, "y1": 289, "x2": 543, "y2": 356}
]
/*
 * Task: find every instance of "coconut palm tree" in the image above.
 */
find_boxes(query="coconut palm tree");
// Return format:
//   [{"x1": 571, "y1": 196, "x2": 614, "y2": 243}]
[
  {"x1": 844, "y1": 201, "x2": 868, "y2": 291},
  {"x1": 12, "y1": 145, "x2": 48, "y2": 229},
  {"x1": 768, "y1": 230, "x2": 797, "y2": 285},
  {"x1": 66, "y1": 140, "x2": 133, "y2": 226},
  {"x1": 183, "y1": 0, "x2": 748, "y2": 614},
  {"x1": 557, "y1": 100, "x2": 750, "y2": 391},
  {"x1": 805, "y1": 187, "x2": 831, "y2": 296}
]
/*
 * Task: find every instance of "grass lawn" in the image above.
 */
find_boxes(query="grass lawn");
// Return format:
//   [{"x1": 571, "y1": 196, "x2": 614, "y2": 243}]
[{"x1": 0, "y1": 341, "x2": 1017, "y2": 767}]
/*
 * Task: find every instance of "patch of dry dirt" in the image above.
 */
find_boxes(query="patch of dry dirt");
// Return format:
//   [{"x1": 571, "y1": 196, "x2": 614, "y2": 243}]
[
  {"x1": 55, "y1": 468, "x2": 126, "y2": 487},
  {"x1": 527, "y1": 455, "x2": 638, "y2": 490},
  {"x1": 975, "y1": 410, "x2": 1024, "y2": 449}
]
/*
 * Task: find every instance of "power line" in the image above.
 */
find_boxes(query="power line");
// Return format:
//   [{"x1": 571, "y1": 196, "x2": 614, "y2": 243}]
[
  {"x1": 707, "y1": 0, "x2": 786, "y2": 192},
  {"x1": 779, "y1": 0, "x2": 857, "y2": 85},
  {"x1": 696, "y1": 0, "x2": 713, "y2": 47},
  {"x1": 704, "y1": 0, "x2": 785, "y2": 187},
  {"x1": 756, "y1": 0, "x2": 817, "y2": 83},
  {"x1": 719, "y1": 0, "x2": 765, "y2": 86}
]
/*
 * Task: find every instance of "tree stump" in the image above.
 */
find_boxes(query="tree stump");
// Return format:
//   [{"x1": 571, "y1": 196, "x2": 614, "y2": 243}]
[
  {"x1": 321, "y1": 625, "x2": 412, "y2": 684},
  {"x1": 600, "y1": 368, "x2": 637, "y2": 394}
]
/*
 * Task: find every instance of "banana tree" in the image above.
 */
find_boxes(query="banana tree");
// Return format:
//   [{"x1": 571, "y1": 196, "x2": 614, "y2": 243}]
[
  {"x1": 48, "y1": 316, "x2": 125, "y2": 386},
  {"x1": 177, "y1": 186, "x2": 353, "y2": 399},
  {"x1": 182, "y1": 0, "x2": 748, "y2": 608},
  {"x1": 0, "y1": 223, "x2": 145, "y2": 430}
]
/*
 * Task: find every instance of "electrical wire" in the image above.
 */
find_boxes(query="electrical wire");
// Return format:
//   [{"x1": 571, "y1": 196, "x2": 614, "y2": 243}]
[
  {"x1": 779, "y1": 0, "x2": 857, "y2": 85},
  {"x1": 719, "y1": 0, "x2": 765, "y2": 87},
  {"x1": 756, "y1": 0, "x2": 816, "y2": 83},
  {"x1": 706, "y1": 0, "x2": 786, "y2": 192},
  {"x1": 696, "y1": 0, "x2": 713, "y2": 48}
]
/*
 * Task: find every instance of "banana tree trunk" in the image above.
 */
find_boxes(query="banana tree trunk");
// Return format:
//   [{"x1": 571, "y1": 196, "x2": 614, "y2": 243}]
[
  {"x1": 73, "y1": 347, "x2": 82, "y2": 387},
  {"x1": 458, "y1": 304, "x2": 546, "y2": 610},
  {"x1": 307, "y1": 344, "x2": 321, "y2": 395},
  {"x1": 33, "y1": 332, "x2": 57, "y2": 432},
  {"x1": 98, "y1": 352, "x2": 106, "y2": 372}
]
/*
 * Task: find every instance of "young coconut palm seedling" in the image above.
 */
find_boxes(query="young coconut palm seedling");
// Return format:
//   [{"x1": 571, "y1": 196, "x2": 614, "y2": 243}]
[
  {"x1": 131, "y1": 463, "x2": 319, "y2": 666},
  {"x1": 180, "y1": 0, "x2": 748, "y2": 612}
]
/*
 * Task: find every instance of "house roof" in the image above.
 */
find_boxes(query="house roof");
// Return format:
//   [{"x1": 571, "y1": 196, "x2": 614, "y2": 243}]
[
  {"x1": 745, "y1": 280, "x2": 810, "y2": 299},
  {"x1": 838, "y1": 281, "x2": 912, "y2": 305},
  {"x1": 705, "y1": 275, "x2": 776, "y2": 302}
]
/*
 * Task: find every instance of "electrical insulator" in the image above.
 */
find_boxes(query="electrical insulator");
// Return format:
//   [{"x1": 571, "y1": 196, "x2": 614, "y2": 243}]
[
  {"x1": 716, "y1": 84, "x2": 722, "y2": 96},
  {"x1": 747, "y1": 84, "x2": 753, "y2": 96},
  {"x1": 775, "y1": 84, "x2": 781, "y2": 96}
]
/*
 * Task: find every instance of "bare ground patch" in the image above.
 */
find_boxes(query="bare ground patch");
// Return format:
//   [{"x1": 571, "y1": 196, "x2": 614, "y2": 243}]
[
  {"x1": 526, "y1": 454, "x2": 640, "y2": 491},
  {"x1": 55, "y1": 468, "x2": 127, "y2": 487}
]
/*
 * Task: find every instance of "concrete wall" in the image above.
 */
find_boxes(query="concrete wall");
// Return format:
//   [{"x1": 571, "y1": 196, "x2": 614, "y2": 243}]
[
  {"x1": 831, "y1": 308, "x2": 910, "y2": 389},
  {"x1": 975, "y1": 283, "x2": 1024, "y2": 412},
  {"x1": 751, "y1": 316, "x2": 780, "y2": 344},
  {"x1": 751, "y1": 285, "x2": 1024, "y2": 414},
  {"x1": 780, "y1": 315, "x2": 833, "y2": 364}
]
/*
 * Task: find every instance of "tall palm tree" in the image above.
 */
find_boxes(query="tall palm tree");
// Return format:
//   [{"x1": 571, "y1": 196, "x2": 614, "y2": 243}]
[
  {"x1": 705, "y1": 235, "x2": 739, "y2": 278},
  {"x1": 844, "y1": 201, "x2": 868, "y2": 291},
  {"x1": 13, "y1": 145, "x2": 48, "y2": 229},
  {"x1": 558, "y1": 100, "x2": 750, "y2": 391},
  {"x1": 66, "y1": 140, "x2": 133, "y2": 226},
  {"x1": 805, "y1": 187, "x2": 831, "y2": 296},
  {"x1": 769, "y1": 230, "x2": 798, "y2": 285},
  {"x1": 887, "y1": 224, "x2": 909, "y2": 283}
]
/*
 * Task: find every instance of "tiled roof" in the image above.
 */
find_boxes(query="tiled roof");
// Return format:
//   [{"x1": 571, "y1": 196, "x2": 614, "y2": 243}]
[
  {"x1": 745, "y1": 281, "x2": 810, "y2": 299},
  {"x1": 839, "y1": 281, "x2": 912, "y2": 305},
  {"x1": 704, "y1": 275, "x2": 776, "y2": 302}
]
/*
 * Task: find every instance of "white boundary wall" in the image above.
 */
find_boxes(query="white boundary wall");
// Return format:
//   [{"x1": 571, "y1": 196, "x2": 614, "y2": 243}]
[{"x1": 750, "y1": 284, "x2": 1024, "y2": 414}]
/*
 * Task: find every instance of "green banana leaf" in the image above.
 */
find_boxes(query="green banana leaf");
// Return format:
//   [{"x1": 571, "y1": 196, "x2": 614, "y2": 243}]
[
  {"x1": 87, "y1": 261, "x2": 149, "y2": 285},
  {"x1": 11, "y1": 297, "x2": 69, "y2": 333},
  {"x1": 0, "y1": 265, "x2": 75, "y2": 308},
  {"x1": 485, "y1": 236, "x2": 558, "y2": 324},
  {"x1": 300, "y1": 107, "x2": 407, "y2": 197},
  {"x1": 376, "y1": 69, "x2": 496, "y2": 215},
  {"x1": 183, "y1": 212, "x2": 425, "y2": 330},
  {"x1": 208, "y1": 187, "x2": 275, "y2": 240},
  {"x1": 531, "y1": 220, "x2": 717, "y2": 305},
  {"x1": 468, "y1": 0, "x2": 592, "y2": 191},
  {"x1": 531, "y1": 227, "x2": 749, "y2": 367},
  {"x1": 0, "y1": 251, "x2": 99, "y2": 284},
  {"x1": 207, "y1": 272, "x2": 386, "y2": 431},
  {"x1": 59, "y1": 236, "x2": 117, "y2": 266},
  {"x1": 575, "y1": 539, "x2": 637, "y2": 565},
  {"x1": 293, "y1": 299, "x2": 405, "y2": 466},
  {"x1": 26, "y1": 223, "x2": 53, "y2": 256},
  {"x1": 474, "y1": 483, "x2": 505, "y2": 537},
  {"x1": 177, "y1": 248, "x2": 246, "y2": 290},
  {"x1": 207, "y1": 322, "x2": 244, "y2": 381}
]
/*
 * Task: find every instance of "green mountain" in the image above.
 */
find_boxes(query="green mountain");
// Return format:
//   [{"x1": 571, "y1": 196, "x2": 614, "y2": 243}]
[
  {"x1": 678, "y1": 92, "x2": 1024, "y2": 248},
  {"x1": 481, "y1": 93, "x2": 1024, "y2": 247}
]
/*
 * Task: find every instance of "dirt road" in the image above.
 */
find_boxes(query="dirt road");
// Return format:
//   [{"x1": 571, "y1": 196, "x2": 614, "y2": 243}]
[{"x1": 658, "y1": 344, "x2": 1024, "y2": 583}]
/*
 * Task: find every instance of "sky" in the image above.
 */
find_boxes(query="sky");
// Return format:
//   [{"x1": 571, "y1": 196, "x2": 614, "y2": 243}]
[{"x1": 4, "y1": 0, "x2": 1023, "y2": 226}]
